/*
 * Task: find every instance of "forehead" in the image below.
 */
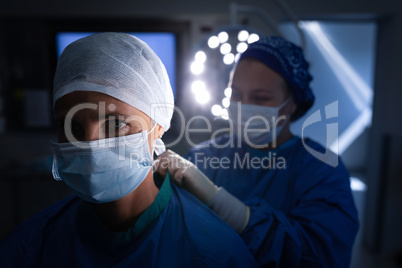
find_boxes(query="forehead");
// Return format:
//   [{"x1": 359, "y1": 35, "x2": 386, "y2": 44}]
[
  {"x1": 54, "y1": 91, "x2": 148, "y2": 119},
  {"x1": 232, "y1": 58, "x2": 288, "y2": 93}
]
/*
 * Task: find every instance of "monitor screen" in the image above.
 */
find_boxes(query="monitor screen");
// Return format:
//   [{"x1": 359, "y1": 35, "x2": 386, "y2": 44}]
[{"x1": 56, "y1": 32, "x2": 177, "y2": 97}]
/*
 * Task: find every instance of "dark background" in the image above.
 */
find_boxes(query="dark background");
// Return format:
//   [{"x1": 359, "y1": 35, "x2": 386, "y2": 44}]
[{"x1": 0, "y1": 0, "x2": 401, "y2": 267}]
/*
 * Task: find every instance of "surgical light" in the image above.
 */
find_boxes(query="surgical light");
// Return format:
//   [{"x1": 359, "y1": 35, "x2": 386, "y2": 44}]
[
  {"x1": 191, "y1": 80, "x2": 206, "y2": 93},
  {"x1": 238, "y1": 30, "x2": 249, "y2": 42},
  {"x1": 195, "y1": 51, "x2": 207, "y2": 63},
  {"x1": 247, "y1": 33, "x2": 260, "y2": 44},
  {"x1": 195, "y1": 90, "x2": 210, "y2": 104},
  {"x1": 222, "y1": 97, "x2": 230, "y2": 108},
  {"x1": 189, "y1": 2, "x2": 306, "y2": 113},
  {"x1": 190, "y1": 61, "x2": 204, "y2": 75},
  {"x1": 211, "y1": 104, "x2": 223, "y2": 116},
  {"x1": 223, "y1": 53, "x2": 235, "y2": 65},
  {"x1": 208, "y1": 36, "x2": 220, "y2": 49},
  {"x1": 236, "y1": 42, "x2": 248, "y2": 53},
  {"x1": 224, "y1": 87, "x2": 232, "y2": 97},
  {"x1": 221, "y1": 108, "x2": 229, "y2": 120},
  {"x1": 220, "y1": 43, "x2": 232, "y2": 55},
  {"x1": 235, "y1": 53, "x2": 241, "y2": 62},
  {"x1": 218, "y1": 31, "x2": 229, "y2": 43}
]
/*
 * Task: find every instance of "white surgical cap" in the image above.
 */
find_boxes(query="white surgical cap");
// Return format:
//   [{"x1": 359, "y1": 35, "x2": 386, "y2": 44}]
[{"x1": 53, "y1": 32, "x2": 174, "y2": 152}]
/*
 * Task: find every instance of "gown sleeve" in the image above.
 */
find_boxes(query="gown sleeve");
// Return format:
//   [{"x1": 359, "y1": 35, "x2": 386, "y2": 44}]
[
  {"x1": 235, "y1": 160, "x2": 357, "y2": 267},
  {"x1": 0, "y1": 238, "x2": 35, "y2": 268},
  {"x1": 186, "y1": 139, "x2": 359, "y2": 268}
]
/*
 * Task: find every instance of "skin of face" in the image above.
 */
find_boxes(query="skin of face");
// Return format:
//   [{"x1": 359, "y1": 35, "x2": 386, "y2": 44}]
[
  {"x1": 230, "y1": 58, "x2": 297, "y2": 147},
  {"x1": 54, "y1": 90, "x2": 165, "y2": 232},
  {"x1": 54, "y1": 91, "x2": 164, "y2": 153}
]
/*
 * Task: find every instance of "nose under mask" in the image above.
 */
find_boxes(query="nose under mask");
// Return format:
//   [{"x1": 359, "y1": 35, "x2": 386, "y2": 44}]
[
  {"x1": 50, "y1": 124, "x2": 160, "y2": 203},
  {"x1": 229, "y1": 97, "x2": 291, "y2": 148}
]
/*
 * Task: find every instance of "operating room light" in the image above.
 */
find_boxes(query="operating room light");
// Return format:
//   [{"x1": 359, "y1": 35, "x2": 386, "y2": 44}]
[
  {"x1": 191, "y1": 80, "x2": 206, "y2": 93},
  {"x1": 220, "y1": 108, "x2": 229, "y2": 120},
  {"x1": 195, "y1": 90, "x2": 210, "y2": 104},
  {"x1": 223, "y1": 53, "x2": 235, "y2": 65},
  {"x1": 236, "y1": 42, "x2": 248, "y2": 53},
  {"x1": 190, "y1": 61, "x2": 204, "y2": 75},
  {"x1": 208, "y1": 36, "x2": 220, "y2": 49},
  {"x1": 211, "y1": 104, "x2": 223, "y2": 116},
  {"x1": 238, "y1": 30, "x2": 249, "y2": 42},
  {"x1": 247, "y1": 33, "x2": 260, "y2": 44},
  {"x1": 190, "y1": 27, "x2": 260, "y2": 111},
  {"x1": 220, "y1": 43, "x2": 232, "y2": 55},
  {"x1": 224, "y1": 87, "x2": 232, "y2": 97},
  {"x1": 222, "y1": 97, "x2": 230, "y2": 108},
  {"x1": 218, "y1": 31, "x2": 229, "y2": 43},
  {"x1": 235, "y1": 53, "x2": 241, "y2": 62},
  {"x1": 191, "y1": 80, "x2": 210, "y2": 104},
  {"x1": 195, "y1": 51, "x2": 207, "y2": 63}
]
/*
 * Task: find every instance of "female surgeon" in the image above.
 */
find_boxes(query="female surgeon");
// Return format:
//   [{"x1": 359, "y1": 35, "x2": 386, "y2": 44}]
[
  {"x1": 0, "y1": 32, "x2": 258, "y2": 267},
  {"x1": 156, "y1": 36, "x2": 359, "y2": 267}
]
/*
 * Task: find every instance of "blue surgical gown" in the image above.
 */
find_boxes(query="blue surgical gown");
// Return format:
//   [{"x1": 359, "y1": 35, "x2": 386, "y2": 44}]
[
  {"x1": 186, "y1": 135, "x2": 359, "y2": 267},
  {"x1": 0, "y1": 174, "x2": 258, "y2": 267}
]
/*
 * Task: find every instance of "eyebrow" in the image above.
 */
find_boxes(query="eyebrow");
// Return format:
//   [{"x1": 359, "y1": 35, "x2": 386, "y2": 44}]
[
  {"x1": 250, "y1": 88, "x2": 273, "y2": 94},
  {"x1": 55, "y1": 113, "x2": 133, "y2": 123},
  {"x1": 231, "y1": 86, "x2": 273, "y2": 94},
  {"x1": 103, "y1": 113, "x2": 132, "y2": 119}
]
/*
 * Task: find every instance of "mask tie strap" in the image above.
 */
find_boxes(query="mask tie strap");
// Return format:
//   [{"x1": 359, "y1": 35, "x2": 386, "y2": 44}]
[
  {"x1": 278, "y1": 96, "x2": 292, "y2": 110},
  {"x1": 147, "y1": 122, "x2": 157, "y2": 135},
  {"x1": 147, "y1": 121, "x2": 166, "y2": 156}
]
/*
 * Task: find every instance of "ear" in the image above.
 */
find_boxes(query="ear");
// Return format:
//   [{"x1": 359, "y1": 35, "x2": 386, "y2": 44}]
[{"x1": 154, "y1": 124, "x2": 165, "y2": 140}]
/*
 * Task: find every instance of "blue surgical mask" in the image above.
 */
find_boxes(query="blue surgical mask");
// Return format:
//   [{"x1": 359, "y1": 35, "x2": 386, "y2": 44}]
[
  {"x1": 50, "y1": 125, "x2": 156, "y2": 204},
  {"x1": 229, "y1": 98, "x2": 291, "y2": 148}
]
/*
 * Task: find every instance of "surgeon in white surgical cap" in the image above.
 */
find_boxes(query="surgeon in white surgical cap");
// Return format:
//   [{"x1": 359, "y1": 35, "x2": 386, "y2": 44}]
[{"x1": 0, "y1": 32, "x2": 258, "y2": 268}]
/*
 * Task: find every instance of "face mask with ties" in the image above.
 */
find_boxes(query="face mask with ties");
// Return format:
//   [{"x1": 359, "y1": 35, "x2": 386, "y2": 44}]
[
  {"x1": 50, "y1": 124, "x2": 158, "y2": 203},
  {"x1": 229, "y1": 97, "x2": 291, "y2": 148}
]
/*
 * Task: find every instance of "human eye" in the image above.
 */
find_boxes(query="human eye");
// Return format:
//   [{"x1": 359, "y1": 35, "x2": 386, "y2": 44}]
[
  {"x1": 249, "y1": 91, "x2": 274, "y2": 104},
  {"x1": 253, "y1": 95, "x2": 271, "y2": 103},
  {"x1": 104, "y1": 118, "x2": 130, "y2": 137}
]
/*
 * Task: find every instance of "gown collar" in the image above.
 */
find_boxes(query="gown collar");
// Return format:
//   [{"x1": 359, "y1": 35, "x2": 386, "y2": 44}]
[
  {"x1": 78, "y1": 172, "x2": 173, "y2": 248},
  {"x1": 244, "y1": 135, "x2": 300, "y2": 156}
]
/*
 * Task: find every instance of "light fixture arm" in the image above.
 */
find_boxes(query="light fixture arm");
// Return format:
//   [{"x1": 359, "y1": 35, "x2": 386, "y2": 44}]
[
  {"x1": 230, "y1": 3, "x2": 281, "y2": 36},
  {"x1": 230, "y1": 1, "x2": 306, "y2": 50},
  {"x1": 272, "y1": 0, "x2": 306, "y2": 50}
]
